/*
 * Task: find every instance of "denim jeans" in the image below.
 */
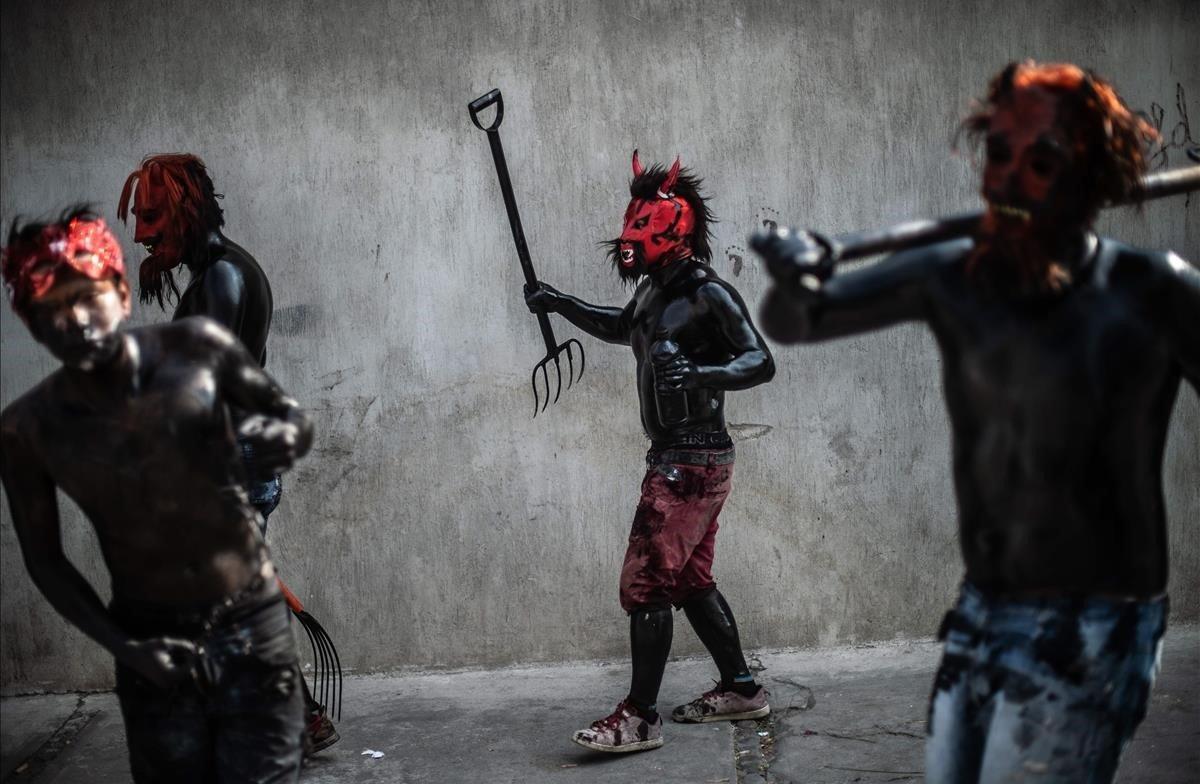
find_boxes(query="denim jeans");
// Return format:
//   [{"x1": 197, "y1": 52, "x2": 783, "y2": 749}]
[
  {"x1": 113, "y1": 591, "x2": 304, "y2": 783},
  {"x1": 241, "y1": 438, "x2": 282, "y2": 535},
  {"x1": 926, "y1": 582, "x2": 1167, "y2": 783}
]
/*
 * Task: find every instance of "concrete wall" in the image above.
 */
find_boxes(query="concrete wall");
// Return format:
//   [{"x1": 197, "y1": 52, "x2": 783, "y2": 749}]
[{"x1": 1, "y1": 0, "x2": 1196, "y2": 693}]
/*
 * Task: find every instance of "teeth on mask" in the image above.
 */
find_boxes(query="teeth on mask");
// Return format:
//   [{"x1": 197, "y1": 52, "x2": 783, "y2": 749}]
[{"x1": 994, "y1": 204, "x2": 1031, "y2": 221}]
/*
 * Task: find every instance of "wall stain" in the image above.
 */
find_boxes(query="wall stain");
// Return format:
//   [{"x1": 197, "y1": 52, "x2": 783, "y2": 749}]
[
  {"x1": 728, "y1": 422, "x2": 773, "y2": 442},
  {"x1": 273, "y1": 303, "x2": 323, "y2": 336}
]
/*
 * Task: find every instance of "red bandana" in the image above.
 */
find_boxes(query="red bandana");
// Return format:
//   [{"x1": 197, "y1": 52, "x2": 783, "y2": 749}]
[{"x1": 2, "y1": 217, "x2": 125, "y2": 314}]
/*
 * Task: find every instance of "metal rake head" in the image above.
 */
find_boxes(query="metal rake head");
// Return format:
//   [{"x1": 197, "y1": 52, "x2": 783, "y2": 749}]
[
  {"x1": 531, "y1": 338, "x2": 585, "y2": 416},
  {"x1": 294, "y1": 609, "x2": 343, "y2": 722}
]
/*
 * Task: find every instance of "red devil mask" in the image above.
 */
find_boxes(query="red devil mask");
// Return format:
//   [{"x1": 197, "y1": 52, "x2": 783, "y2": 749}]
[
  {"x1": 2, "y1": 216, "x2": 125, "y2": 316},
  {"x1": 617, "y1": 151, "x2": 696, "y2": 271}
]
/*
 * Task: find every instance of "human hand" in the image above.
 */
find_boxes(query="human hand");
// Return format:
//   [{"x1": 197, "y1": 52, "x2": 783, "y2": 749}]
[
  {"x1": 237, "y1": 414, "x2": 305, "y2": 475},
  {"x1": 655, "y1": 354, "x2": 702, "y2": 391},
  {"x1": 748, "y1": 226, "x2": 836, "y2": 295},
  {"x1": 524, "y1": 282, "x2": 563, "y2": 314},
  {"x1": 121, "y1": 637, "x2": 198, "y2": 690}
]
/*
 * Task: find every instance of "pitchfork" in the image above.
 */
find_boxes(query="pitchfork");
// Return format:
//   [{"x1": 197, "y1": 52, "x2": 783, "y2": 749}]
[{"x1": 469, "y1": 88, "x2": 585, "y2": 415}]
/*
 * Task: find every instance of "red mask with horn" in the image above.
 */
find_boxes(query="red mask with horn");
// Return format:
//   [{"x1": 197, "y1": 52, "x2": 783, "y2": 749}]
[{"x1": 617, "y1": 150, "x2": 697, "y2": 270}]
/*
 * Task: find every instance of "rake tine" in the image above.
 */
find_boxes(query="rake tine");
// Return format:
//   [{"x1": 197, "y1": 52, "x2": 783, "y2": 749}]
[
  {"x1": 314, "y1": 618, "x2": 334, "y2": 714},
  {"x1": 563, "y1": 343, "x2": 576, "y2": 390},
  {"x1": 300, "y1": 612, "x2": 328, "y2": 710},
  {"x1": 310, "y1": 616, "x2": 344, "y2": 722},
  {"x1": 538, "y1": 357, "x2": 552, "y2": 413},
  {"x1": 567, "y1": 339, "x2": 585, "y2": 384},
  {"x1": 310, "y1": 618, "x2": 328, "y2": 712},
  {"x1": 316, "y1": 624, "x2": 335, "y2": 717},
  {"x1": 302, "y1": 611, "x2": 333, "y2": 713},
  {"x1": 576, "y1": 340, "x2": 586, "y2": 380},
  {"x1": 296, "y1": 610, "x2": 320, "y2": 695},
  {"x1": 530, "y1": 364, "x2": 541, "y2": 417},
  {"x1": 551, "y1": 353, "x2": 563, "y2": 404}
]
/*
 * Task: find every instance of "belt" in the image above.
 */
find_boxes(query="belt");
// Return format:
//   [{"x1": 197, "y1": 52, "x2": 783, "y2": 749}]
[{"x1": 647, "y1": 447, "x2": 735, "y2": 467}]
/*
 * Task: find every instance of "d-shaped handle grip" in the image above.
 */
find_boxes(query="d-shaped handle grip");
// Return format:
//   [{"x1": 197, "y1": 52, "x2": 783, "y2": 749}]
[{"x1": 469, "y1": 89, "x2": 504, "y2": 131}]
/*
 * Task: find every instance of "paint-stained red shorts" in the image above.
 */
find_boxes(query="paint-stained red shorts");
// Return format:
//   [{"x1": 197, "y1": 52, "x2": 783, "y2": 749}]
[{"x1": 619, "y1": 449, "x2": 735, "y2": 613}]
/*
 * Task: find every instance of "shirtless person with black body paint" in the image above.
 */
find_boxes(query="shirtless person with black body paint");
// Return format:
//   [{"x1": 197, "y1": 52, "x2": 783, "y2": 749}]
[
  {"x1": 118, "y1": 153, "x2": 340, "y2": 752},
  {"x1": 526, "y1": 152, "x2": 776, "y2": 753},
  {"x1": 0, "y1": 209, "x2": 312, "y2": 782},
  {"x1": 752, "y1": 62, "x2": 1199, "y2": 782}
]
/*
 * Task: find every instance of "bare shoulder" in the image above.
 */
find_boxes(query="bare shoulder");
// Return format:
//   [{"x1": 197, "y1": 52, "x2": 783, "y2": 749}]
[
  {"x1": 0, "y1": 374, "x2": 59, "y2": 449},
  {"x1": 691, "y1": 266, "x2": 749, "y2": 310},
  {"x1": 163, "y1": 315, "x2": 240, "y2": 350},
  {"x1": 1099, "y1": 237, "x2": 1198, "y2": 291}
]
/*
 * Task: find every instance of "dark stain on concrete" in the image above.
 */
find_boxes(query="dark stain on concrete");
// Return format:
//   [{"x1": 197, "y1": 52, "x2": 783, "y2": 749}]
[
  {"x1": 5, "y1": 695, "x2": 99, "y2": 779},
  {"x1": 272, "y1": 303, "x2": 323, "y2": 336}
]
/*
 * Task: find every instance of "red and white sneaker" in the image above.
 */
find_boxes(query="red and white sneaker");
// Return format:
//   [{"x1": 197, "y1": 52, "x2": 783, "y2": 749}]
[
  {"x1": 302, "y1": 707, "x2": 340, "y2": 756},
  {"x1": 671, "y1": 684, "x2": 769, "y2": 723},
  {"x1": 571, "y1": 699, "x2": 664, "y2": 753}
]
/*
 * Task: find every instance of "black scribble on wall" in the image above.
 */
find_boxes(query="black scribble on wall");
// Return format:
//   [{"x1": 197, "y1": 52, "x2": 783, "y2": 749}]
[{"x1": 1146, "y1": 83, "x2": 1195, "y2": 171}]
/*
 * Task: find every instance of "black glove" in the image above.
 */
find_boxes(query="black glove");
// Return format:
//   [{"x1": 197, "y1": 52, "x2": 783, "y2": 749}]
[{"x1": 749, "y1": 226, "x2": 837, "y2": 296}]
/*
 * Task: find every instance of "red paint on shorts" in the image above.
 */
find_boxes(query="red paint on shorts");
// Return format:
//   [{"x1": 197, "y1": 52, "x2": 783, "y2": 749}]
[{"x1": 619, "y1": 457, "x2": 734, "y2": 613}]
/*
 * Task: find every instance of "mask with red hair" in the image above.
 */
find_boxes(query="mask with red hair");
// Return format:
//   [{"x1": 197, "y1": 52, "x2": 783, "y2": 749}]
[
  {"x1": 2, "y1": 209, "x2": 125, "y2": 317},
  {"x1": 962, "y1": 61, "x2": 1157, "y2": 295},
  {"x1": 118, "y1": 153, "x2": 224, "y2": 307}
]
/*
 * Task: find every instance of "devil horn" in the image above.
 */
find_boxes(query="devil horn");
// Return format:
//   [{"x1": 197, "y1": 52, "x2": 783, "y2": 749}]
[
  {"x1": 632, "y1": 149, "x2": 644, "y2": 177},
  {"x1": 661, "y1": 156, "x2": 681, "y2": 195}
]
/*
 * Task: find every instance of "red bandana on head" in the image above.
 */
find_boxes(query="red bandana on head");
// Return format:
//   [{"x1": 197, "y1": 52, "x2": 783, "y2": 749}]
[
  {"x1": 1, "y1": 217, "x2": 125, "y2": 314},
  {"x1": 618, "y1": 151, "x2": 696, "y2": 269}
]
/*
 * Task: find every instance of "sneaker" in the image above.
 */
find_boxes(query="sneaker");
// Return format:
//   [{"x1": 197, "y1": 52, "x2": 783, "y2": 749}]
[
  {"x1": 303, "y1": 708, "x2": 341, "y2": 755},
  {"x1": 571, "y1": 699, "x2": 664, "y2": 753},
  {"x1": 672, "y1": 684, "x2": 770, "y2": 723}
]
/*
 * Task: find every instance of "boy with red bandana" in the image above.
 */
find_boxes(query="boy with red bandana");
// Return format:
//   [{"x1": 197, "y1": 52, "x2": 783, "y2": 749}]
[{"x1": 1, "y1": 208, "x2": 312, "y2": 782}]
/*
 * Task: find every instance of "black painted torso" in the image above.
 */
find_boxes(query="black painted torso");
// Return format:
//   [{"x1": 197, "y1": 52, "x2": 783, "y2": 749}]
[
  {"x1": 784, "y1": 236, "x2": 1199, "y2": 597},
  {"x1": 173, "y1": 233, "x2": 273, "y2": 367},
  {"x1": 630, "y1": 263, "x2": 740, "y2": 445}
]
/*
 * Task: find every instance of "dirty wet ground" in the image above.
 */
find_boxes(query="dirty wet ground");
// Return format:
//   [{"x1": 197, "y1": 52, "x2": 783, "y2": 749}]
[{"x1": 2, "y1": 627, "x2": 1196, "y2": 783}]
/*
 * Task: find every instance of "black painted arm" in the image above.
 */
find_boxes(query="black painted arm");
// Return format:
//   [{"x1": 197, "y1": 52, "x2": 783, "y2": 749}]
[
  {"x1": 554, "y1": 293, "x2": 635, "y2": 345},
  {"x1": 694, "y1": 282, "x2": 775, "y2": 390},
  {"x1": 198, "y1": 260, "x2": 247, "y2": 336},
  {"x1": 0, "y1": 418, "x2": 133, "y2": 660},
  {"x1": 205, "y1": 321, "x2": 313, "y2": 470},
  {"x1": 1156, "y1": 252, "x2": 1200, "y2": 393},
  {"x1": 529, "y1": 282, "x2": 634, "y2": 345},
  {"x1": 760, "y1": 244, "x2": 954, "y2": 344}
]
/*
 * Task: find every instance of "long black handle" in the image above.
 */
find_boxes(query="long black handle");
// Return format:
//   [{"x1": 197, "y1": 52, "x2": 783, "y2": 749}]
[
  {"x1": 825, "y1": 165, "x2": 1200, "y2": 264},
  {"x1": 469, "y1": 88, "x2": 557, "y2": 352}
]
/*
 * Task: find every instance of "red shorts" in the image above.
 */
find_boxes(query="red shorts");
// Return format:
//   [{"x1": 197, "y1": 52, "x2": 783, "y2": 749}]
[{"x1": 619, "y1": 450, "x2": 734, "y2": 613}]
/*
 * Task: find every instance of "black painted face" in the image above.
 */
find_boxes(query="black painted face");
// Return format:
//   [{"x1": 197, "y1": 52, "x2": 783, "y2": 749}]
[{"x1": 26, "y1": 274, "x2": 130, "y2": 370}]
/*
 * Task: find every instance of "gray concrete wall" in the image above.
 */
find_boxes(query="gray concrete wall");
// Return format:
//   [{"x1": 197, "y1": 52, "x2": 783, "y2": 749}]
[{"x1": 1, "y1": 0, "x2": 1196, "y2": 693}]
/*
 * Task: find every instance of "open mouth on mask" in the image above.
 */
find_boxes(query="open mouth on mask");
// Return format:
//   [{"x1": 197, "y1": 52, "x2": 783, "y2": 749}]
[
  {"x1": 989, "y1": 203, "x2": 1032, "y2": 222},
  {"x1": 620, "y1": 247, "x2": 635, "y2": 266}
]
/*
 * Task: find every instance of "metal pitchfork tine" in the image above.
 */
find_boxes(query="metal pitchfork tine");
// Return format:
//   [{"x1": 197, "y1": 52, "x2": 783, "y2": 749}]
[
  {"x1": 470, "y1": 88, "x2": 586, "y2": 416},
  {"x1": 279, "y1": 579, "x2": 343, "y2": 722}
]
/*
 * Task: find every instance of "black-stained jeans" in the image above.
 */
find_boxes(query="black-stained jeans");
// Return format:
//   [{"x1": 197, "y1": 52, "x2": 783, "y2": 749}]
[{"x1": 113, "y1": 591, "x2": 304, "y2": 783}]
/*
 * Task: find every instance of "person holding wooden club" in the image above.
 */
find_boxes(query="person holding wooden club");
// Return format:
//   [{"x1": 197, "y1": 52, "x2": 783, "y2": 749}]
[{"x1": 751, "y1": 61, "x2": 1199, "y2": 783}]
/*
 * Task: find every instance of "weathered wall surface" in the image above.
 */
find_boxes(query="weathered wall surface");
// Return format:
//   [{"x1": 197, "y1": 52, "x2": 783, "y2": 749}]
[{"x1": 1, "y1": 0, "x2": 1196, "y2": 692}]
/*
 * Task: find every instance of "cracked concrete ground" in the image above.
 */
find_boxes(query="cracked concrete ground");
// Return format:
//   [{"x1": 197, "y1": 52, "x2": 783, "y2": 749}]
[{"x1": 2, "y1": 626, "x2": 1196, "y2": 783}]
